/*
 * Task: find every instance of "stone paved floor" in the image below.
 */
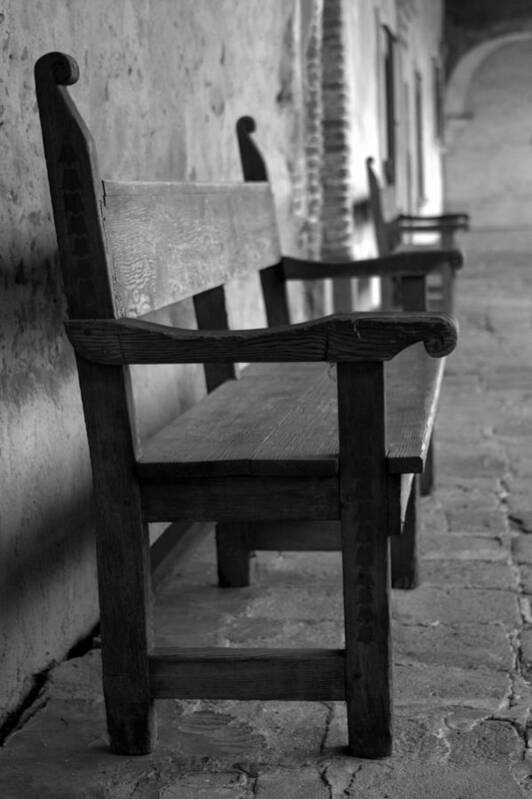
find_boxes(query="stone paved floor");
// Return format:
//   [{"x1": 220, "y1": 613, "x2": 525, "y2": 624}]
[
  {"x1": 2, "y1": 242, "x2": 532, "y2": 798},
  {"x1": 4, "y1": 44, "x2": 532, "y2": 799}
]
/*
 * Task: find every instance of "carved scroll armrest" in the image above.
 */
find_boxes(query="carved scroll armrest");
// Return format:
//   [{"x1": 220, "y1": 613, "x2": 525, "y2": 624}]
[
  {"x1": 66, "y1": 312, "x2": 457, "y2": 366},
  {"x1": 282, "y1": 250, "x2": 463, "y2": 281}
]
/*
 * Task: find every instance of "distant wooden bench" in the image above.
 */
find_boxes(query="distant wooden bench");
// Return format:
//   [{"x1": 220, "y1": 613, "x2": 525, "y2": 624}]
[
  {"x1": 36, "y1": 52, "x2": 458, "y2": 760},
  {"x1": 366, "y1": 156, "x2": 469, "y2": 315}
]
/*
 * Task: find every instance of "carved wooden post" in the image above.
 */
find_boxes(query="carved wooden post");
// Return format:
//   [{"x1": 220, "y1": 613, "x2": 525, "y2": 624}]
[{"x1": 35, "y1": 52, "x2": 154, "y2": 754}]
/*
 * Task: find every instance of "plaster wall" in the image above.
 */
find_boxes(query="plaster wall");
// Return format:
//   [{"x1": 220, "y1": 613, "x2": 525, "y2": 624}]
[
  {"x1": 344, "y1": 0, "x2": 444, "y2": 220},
  {"x1": 324, "y1": 0, "x2": 444, "y2": 308},
  {"x1": 0, "y1": 0, "x2": 319, "y2": 726}
]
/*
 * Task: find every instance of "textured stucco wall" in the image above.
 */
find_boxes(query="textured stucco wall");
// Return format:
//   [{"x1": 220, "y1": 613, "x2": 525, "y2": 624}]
[{"x1": 0, "y1": 0, "x2": 319, "y2": 726}]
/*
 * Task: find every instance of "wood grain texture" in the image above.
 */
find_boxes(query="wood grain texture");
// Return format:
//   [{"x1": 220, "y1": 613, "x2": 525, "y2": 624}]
[
  {"x1": 66, "y1": 311, "x2": 457, "y2": 365},
  {"x1": 282, "y1": 250, "x2": 463, "y2": 281},
  {"x1": 135, "y1": 351, "x2": 443, "y2": 480},
  {"x1": 337, "y1": 361, "x2": 392, "y2": 758},
  {"x1": 102, "y1": 180, "x2": 281, "y2": 316},
  {"x1": 149, "y1": 647, "x2": 345, "y2": 700}
]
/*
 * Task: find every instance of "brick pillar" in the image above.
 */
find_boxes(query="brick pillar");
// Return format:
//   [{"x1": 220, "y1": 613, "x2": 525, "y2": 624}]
[{"x1": 321, "y1": 0, "x2": 355, "y2": 261}]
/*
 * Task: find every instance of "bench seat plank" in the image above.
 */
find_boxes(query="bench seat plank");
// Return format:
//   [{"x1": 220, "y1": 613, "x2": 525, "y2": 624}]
[{"x1": 138, "y1": 343, "x2": 444, "y2": 479}]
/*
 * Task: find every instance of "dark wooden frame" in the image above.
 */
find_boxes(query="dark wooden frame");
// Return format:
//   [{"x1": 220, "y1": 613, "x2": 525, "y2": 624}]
[{"x1": 35, "y1": 52, "x2": 458, "y2": 759}]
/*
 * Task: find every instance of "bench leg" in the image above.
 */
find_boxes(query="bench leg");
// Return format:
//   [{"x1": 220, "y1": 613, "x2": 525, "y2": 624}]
[
  {"x1": 99, "y1": 516, "x2": 155, "y2": 755},
  {"x1": 391, "y1": 478, "x2": 419, "y2": 590},
  {"x1": 216, "y1": 522, "x2": 250, "y2": 587},
  {"x1": 78, "y1": 361, "x2": 155, "y2": 755},
  {"x1": 420, "y1": 434, "x2": 435, "y2": 496},
  {"x1": 338, "y1": 362, "x2": 392, "y2": 758}
]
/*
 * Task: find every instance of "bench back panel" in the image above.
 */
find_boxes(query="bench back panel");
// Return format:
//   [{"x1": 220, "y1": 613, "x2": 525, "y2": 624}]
[
  {"x1": 366, "y1": 157, "x2": 391, "y2": 255},
  {"x1": 102, "y1": 180, "x2": 281, "y2": 318}
]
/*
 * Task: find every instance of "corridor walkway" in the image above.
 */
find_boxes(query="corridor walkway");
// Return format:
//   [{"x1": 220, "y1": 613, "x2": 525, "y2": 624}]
[{"x1": 2, "y1": 41, "x2": 532, "y2": 799}]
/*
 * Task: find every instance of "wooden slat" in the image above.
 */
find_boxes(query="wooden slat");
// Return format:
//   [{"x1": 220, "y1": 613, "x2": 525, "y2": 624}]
[
  {"x1": 140, "y1": 475, "x2": 339, "y2": 522},
  {"x1": 101, "y1": 180, "x2": 281, "y2": 316},
  {"x1": 247, "y1": 521, "x2": 342, "y2": 550},
  {"x1": 149, "y1": 647, "x2": 345, "y2": 700},
  {"x1": 66, "y1": 312, "x2": 457, "y2": 364}
]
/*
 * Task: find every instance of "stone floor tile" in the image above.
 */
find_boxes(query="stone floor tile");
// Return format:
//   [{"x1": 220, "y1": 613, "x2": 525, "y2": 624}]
[
  {"x1": 254, "y1": 767, "x2": 328, "y2": 798},
  {"x1": 420, "y1": 533, "x2": 508, "y2": 561},
  {"x1": 420, "y1": 559, "x2": 516, "y2": 589},
  {"x1": 392, "y1": 585, "x2": 520, "y2": 627},
  {"x1": 392, "y1": 620, "x2": 514, "y2": 671}
]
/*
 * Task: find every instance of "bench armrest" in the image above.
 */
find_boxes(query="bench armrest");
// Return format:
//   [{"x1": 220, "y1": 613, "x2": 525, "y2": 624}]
[
  {"x1": 282, "y1": 250, "x2": 463, "y2": 281},
  {"x1": 66, "y1": 312, "x2": 457, "y2": 366},
  {"x1": 397, "y1": 212, "x2": 470, "y2": 225},
  {"x1": 396, "y1": 215, "x2": 469, "y2": 234}
]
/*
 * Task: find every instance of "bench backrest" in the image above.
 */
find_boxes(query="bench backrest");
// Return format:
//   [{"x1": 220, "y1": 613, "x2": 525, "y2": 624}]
[
  {"x1": 102, "y1": 179, "x2": 280, "y2": 318},
  {"x1": 35, "y1": 52, "x2": 292, "y2": 400},
  {"x1": 36, "y1": 53, "x2": 284, "y2": 323},
  {"x1": 366, "y1": 157, "x2": 394, "y2": 255}
]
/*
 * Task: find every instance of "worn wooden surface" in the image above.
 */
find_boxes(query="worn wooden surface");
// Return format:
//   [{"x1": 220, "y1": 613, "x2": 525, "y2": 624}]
[
  {"x1": 149, "y1": 647, "x2": 345, "y2": 700},
  {"x1": 337, "y1": 361, "x2": 392, "y2": 757},
  {"x1": 136, "y1": 351, "x2": 443, "y2": 480},
  {"x1": 37, "y1": 52, "x2": 456, "y2": 759},
  {"x1": 67, "y1": 311, "x2": 457, "y2": 365},
  {"x1": 102, "y1": 179, "x2": 281, "y2": 316}
]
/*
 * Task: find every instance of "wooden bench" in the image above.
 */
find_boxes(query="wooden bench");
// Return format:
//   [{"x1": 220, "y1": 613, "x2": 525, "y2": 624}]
[
  {"x1": 35, "y1": 51, "x2": 458, "y2": 760},
  {"x1": 235, "y1": 116, "x2": 462, "y2": 577},
  {"x1": 366, "y1": 156, "x2": 469, "y2": 315}
]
